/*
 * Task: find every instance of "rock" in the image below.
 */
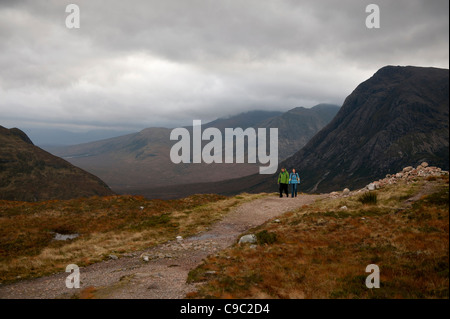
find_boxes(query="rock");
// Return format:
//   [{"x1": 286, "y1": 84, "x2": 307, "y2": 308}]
[
  {"x1": 367, "y1": 183, "x2": 376, "y2": 191},
  {"x1": 176, "y1": 236, "x2": 183, "y2": 241},
  {"x1": 343, "y1": 188, "x2": 350, "y2": 195},
  {"x1": 205, "y1": 271, "x2": 216, "y2": 275},
  {"x1": 273, "y1": 219, "x2": 281, "y2": 223},
  {"x1": 340, "y1": 206, "x2": 348, "y2": 210},
  {"x1": 329, "y1": 192, "x2": 340, "y2": 197},
  {"x1": 316, "y1": 218, "x2": 327, "y2": 226},
  {"x1": 420, "y1": 162, "x2": 429, "y2": 168},
  {"x1": 108, "y1": 254, "x2": 118, "y2": 260},
  {"x1": 139, "y1": 206, "x2": 144, "y2": 210},
  {"x1": 143, "y1": 255, "x2": 149, "y2": 262},
  {"x1": 239, "y1": 234, "x2": 257, "y2": 244},
  {"x1": 53, "y1": 233, "x2": 79, "y2": 241},
  {"x1": 395, "y1": 173, "x2": 403, "y2": 178},
  {"x1": 250, "y1": 245, "x2": 257, "y2": 249},
  {"x1": 403, "y1": 166, "x2": 413, "y2": 173}
]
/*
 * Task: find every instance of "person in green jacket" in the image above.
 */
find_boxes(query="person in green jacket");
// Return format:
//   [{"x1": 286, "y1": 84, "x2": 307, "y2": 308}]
[{"x1": 277, "y1": 167, "x2": 290, "y2": 198}]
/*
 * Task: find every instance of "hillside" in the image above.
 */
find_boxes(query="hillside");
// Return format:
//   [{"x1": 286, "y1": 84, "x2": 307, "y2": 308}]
[
  {"x1": 187, "y1": 168, "x2": 449, "y2": 299},
  {"x1": 0, "y1": 126, "x2": 114, "y2": 201},
  {"x1": 47, "y1": 106, "x2": 339, "y2": 192}
]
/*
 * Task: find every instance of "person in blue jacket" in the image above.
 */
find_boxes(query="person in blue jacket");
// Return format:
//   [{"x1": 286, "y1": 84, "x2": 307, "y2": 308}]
[{"x1": 289, "y1": 169, "x2": 300, "y2": 197}]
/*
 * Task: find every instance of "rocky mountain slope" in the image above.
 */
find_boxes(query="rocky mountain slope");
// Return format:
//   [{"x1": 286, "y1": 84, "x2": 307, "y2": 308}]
[
  {"x1": 0, "y1": 126, "x2": 114, "y2": 201},
  {"x1": 280, "y1": 65, "x2": 449, "y2": 193}
]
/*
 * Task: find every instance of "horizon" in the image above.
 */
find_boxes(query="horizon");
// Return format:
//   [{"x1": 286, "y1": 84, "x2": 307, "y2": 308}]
[{"x1": 13, "y1": 103, "x2": 341, "y2": 146}]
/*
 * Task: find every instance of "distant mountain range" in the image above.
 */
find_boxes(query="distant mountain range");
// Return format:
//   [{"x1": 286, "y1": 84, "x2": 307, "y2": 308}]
[
  {"x1": 0, "y1": 126, "x2": 114, "y2": 201},
  {"x1": 24, "y1": 128, "x2": 136, "y2": 147},
  {"x1": 131, "y1": 65, "x2": 449, "y2": 198},
  {"x1": 47, "y1": 105, "x2": 339, "y2": 192}
]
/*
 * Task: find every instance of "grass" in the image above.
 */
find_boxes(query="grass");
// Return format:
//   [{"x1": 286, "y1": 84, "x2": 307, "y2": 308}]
[
  {"x1": 186, "y1": 175, "x2": 449, "y2": 299},
  {"x1": 358, "y1": 192, "x2": 378, "y2": 205},
  {"x1": 0, "y1": 192, "x2": 268, "y2": 283}
]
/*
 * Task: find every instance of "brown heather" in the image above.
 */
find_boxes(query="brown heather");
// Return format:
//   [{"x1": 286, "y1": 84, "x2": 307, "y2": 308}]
[
  {"x1": 187, "y1": 175, "x2": 449, "y2": 299},
  {"x1": 0, "y1": 193, "x2": 264, "y2": 283}
]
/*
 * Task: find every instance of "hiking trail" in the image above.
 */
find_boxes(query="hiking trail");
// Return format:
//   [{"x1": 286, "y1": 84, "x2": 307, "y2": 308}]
[{"x1": 0, "y1": 194, "x2": 322, "y2": 299}]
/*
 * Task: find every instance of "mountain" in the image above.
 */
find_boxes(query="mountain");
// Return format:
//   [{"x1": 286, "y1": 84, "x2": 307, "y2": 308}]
[
  {"x1": 260, "y1": 104, "x2": 340, "y2": 160},
  {"x1": 189, "y1": 65, "x2": 448, "y2": 197},
  {"x1": 203, "y1": 110, "x2": 283, "y2": 131},
  {"x1": 281, "y1": 65, "x2": 449, "y2": 193},
  {"x1": 0, "y1": 126, "x2": 114, "y2": 201},
  {"x1": 47, "y1": 106, "x2": 339, "y2": 193}
]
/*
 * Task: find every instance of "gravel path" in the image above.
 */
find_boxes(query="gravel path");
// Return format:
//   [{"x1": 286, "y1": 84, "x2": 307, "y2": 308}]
[{"x1": 0, "y1": 194, "x2": 322, "y2": 299}]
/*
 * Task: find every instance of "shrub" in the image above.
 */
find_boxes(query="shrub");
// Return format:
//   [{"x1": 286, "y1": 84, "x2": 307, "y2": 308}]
[
  {"x1": 358, "y1": 192, "x2": 378, "y2": 205},
  {"x1": 256, "y1": 230, "x2": 277, "y2": 245}
]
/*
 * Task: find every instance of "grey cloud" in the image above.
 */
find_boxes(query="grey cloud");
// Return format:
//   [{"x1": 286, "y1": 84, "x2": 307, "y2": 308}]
[{"x1": 0, "y1": 0, "x2": 448, "y2": 131}]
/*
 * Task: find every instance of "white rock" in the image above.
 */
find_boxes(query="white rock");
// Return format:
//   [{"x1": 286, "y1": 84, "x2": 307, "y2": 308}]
[
  {"x1": 343, "y1": 188, "x2": 350, "y2": 195},
  {"x1": 53, "y1": 233, "x2": 79, "y2": 241},
  {"x1": 273, "y1": 219, "x2": 281, "y2": 223},
  {"x1": 176, "y1": 236, "x2": 183, "y2": 241},
  {"x1": 340, "y1": 206, "x2": 348, "y2": 210},
  {"x1": 329, "y1": 192, "x2": 339, "y2": 197},
  {"x1": 143, "y1": 255, "x2": 149, "y2": 262},
  {"x1": 367, "y1": 183, "x2": 376, "y2": 191},
  {"x1": 403, "y1": 166, "x2": 413, "y2": 173},
  {"x1": 395, "y1": 173, "x2": 403, "y2": 178},
  {"x1": 108, "y1": 254, "x2": 118, "y2": 260},
  {"x1": 239, "y1": 234, "x2": 257, "y2": 244}
]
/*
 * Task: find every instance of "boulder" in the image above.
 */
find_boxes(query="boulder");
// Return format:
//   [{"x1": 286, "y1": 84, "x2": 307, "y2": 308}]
[
  {"x1": 239, "y1": 234, "x2": 257, "y2": 244},
  {"x1": 329, "y1": 192, "x2": 340, "y2": 197},
  {"x1": 403, "y1": 166, "x2": 413, "y2": 173},
  {"x1": 420, "y1": 162, "x2": 429, "y2": 168},
  {"x1": 367, "y1": 183, "x2": 376, "y2": 191},
  {"x1": 343, "y1": 188, "x2": 350, "y2": 195}
]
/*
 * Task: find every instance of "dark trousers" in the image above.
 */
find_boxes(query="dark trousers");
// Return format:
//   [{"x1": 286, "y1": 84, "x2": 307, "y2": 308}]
[
  {"x1": 291, "y1": 183, "x2": 298, "y2": 197},
  {"x1": 279, "y1": 183, "x2": 289, "y2": 197}
]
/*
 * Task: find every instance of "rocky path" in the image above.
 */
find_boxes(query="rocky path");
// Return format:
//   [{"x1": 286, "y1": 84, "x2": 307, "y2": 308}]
[{"x1": 0, "y1": 194, "x2": 322, "y2": 299}]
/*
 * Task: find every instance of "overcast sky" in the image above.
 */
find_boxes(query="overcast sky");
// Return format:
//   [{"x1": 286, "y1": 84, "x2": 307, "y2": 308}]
[{"x1": 0, "y1": 0, "x2": 448, "y2": 133}]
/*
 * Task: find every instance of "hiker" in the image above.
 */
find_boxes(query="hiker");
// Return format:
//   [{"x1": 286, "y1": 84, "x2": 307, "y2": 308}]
[
  {"x1": 289, "y1": 169, "x2": 300, "y2": 198},
  {"x1": 277, "y1": 167, "x2": 290, "y2": 198}
]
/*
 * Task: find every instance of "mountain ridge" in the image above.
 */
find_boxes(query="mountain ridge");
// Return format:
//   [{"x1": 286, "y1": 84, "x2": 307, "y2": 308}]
[
  {"x1": 0, "y1": 126, "x2": 115, "y2": 201},
  {"x1": 47, "y1": 105, "x2": 339, "y2": 190}
]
